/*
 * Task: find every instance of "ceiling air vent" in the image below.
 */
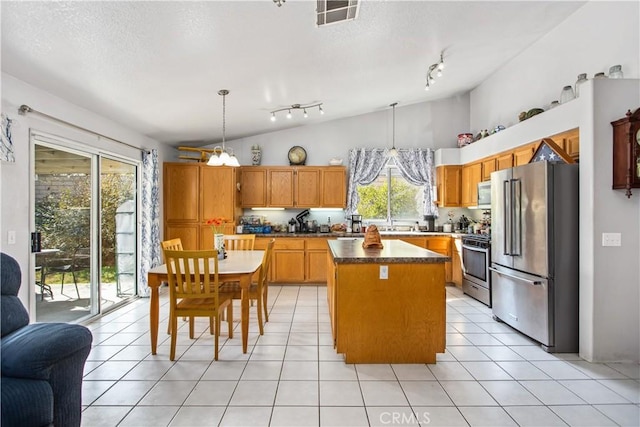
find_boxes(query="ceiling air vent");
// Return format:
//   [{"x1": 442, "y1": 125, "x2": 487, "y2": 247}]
[{"x1": 316, "y1": 0, "x2": 360, "y2": 27}]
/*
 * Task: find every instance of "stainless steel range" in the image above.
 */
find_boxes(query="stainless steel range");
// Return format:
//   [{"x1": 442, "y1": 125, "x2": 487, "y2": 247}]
[{"x1": 462, "y1": 234, "x2": 491, "y2": 306}]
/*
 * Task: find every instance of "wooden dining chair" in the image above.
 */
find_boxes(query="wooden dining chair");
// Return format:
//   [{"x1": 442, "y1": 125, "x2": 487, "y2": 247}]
[
  {"x1": 223, "y1": 234, "x2": 256, "y2": 251},
  {"x1": 219, "y1": 239, "x2": 275, "y2": 335},
  {"x1": 161, "y1": 238, "x2": 184, "y2": 334},
  {"x1": 163, "y1": 249, "x2": 234, "y2": 361}
]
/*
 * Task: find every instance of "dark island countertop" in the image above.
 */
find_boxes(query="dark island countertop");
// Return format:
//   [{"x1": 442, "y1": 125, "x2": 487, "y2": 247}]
[{"x1": 327, "y1": 238, "x2": 450, "y2": 264}]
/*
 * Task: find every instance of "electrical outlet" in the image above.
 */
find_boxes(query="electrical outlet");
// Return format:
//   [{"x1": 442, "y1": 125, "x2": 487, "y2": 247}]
[
  {"x1": 602, "y1": 232, "x2": 622, "y2": 247},
  {"x1": 379, "y1": 265, "x2": 388, "y2": 280},
  {"x1": 7, "y1": 231, "x2": 16, "y2": 245}
]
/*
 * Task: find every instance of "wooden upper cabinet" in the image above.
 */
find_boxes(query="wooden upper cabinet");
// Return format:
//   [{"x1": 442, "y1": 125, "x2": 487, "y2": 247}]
[
  {"x1": 496, "y1": 152, "x2": 514, "y2": 171},
  {"x1": 200, "y1": 166, "x2": 239, "y2": 221},
  {"x1": 513, "y1": 143, "x2": 536, "y2": 166},
  {"x1": 481, "y1": 158, "x2": 496, "y2": 182},
  {"x1": 436, "y1": 165, "x2": 461, "y2": 207},
  {"x1": 321, "y1": 167, "x2": 347, "y2": 208},
  {"x1": 268, "y1": 168, "x2": 295, "y2": 207},
  {"x1": 164, "y1": 163, "x2": 199, "y2": 222},
  {"x1": 241, "y1": 166, "x2": 346, "y2": 208},
  {"x1": 461, "y1": 162, "x2": 482, "y2": 207},
  {"x1": 241, "y1": 167, "x2": 267, "y2": 207},
  {"x1": 295, "y1": 167, "x2": 321, "y2": 208}
]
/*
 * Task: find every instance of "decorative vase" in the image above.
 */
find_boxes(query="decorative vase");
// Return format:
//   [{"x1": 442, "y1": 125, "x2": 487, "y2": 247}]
[
  {"x1": 251, "y1": 147, "x2": 262, "y2": 165},
  {"x1": 213, "y1": 233, "x2": 226, "y2": 260}
]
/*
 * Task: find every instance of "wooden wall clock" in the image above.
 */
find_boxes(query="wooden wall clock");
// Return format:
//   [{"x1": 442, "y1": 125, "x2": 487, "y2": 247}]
[{"x1": 611, "y1": 108, "x2": 640, "y2": 198}]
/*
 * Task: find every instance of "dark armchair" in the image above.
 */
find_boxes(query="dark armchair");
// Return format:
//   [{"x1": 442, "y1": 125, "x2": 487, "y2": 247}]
[{"x1": 1, "y1": 252, "x2": 93, "y2": 427}]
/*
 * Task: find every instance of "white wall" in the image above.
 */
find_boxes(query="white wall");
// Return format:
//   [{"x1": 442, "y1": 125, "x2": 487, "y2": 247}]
[
  {"x1": 0, "y1": 73, "x2": 172, "y2": 314},
  {"x1": 470, "y1": 1, "x2": 639, "y2": 134},
  {"x1": 468, "y1": 0, "x2": 640, "y2": 363},
  {"x1": 216, "y1": 94, "x2": 470, "y2": 167}
]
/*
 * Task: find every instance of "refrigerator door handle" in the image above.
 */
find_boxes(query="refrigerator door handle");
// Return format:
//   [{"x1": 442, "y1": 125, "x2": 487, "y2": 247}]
[
  {"x1": 489, "y1": 266, "x2": 543, "y2": 285},
  {"x1": 503, "y1": 180, "x2": 511, "y2": 255},
  {"x1": 512, "y1": 178, "x2": 522, "y2": 256}
]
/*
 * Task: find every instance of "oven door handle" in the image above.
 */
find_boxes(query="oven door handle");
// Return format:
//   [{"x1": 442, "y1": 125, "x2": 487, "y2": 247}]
[{"x1": 488, "y1": 267, "x2": 543, "y2": 285}]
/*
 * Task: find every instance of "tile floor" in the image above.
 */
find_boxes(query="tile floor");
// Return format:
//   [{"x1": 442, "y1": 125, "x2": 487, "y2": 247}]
[{"x1": 81, "y1": 285, "x2": 639, "y2": 426}]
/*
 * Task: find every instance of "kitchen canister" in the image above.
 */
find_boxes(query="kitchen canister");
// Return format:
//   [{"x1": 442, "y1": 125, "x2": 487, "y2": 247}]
[
  {"x1": 574, "y1": 73, "x2": 588, "y2": 97},
  {"x1": 609, "y1": 65, "x2": 623, "y2": 79},
  {"x1": 560, "y1": 85, "x2": 575, "y2": 104}
]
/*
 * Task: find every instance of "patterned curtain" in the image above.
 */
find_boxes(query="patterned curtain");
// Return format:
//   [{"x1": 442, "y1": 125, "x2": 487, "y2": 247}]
[
  {"x1": 139, "y1": 149, "x2": 161, "y2": 297},
  {"x1": 394, "y1": 148, "x2": 437, "y2": 216},
  {"x1": 345, "y1": 148, "x2": 389, "y2": 216}
]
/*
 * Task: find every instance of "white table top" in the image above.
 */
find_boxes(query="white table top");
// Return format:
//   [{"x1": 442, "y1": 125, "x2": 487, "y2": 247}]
[{"x1": 148, "y1": 250, "x2": 264, "y2": 275}]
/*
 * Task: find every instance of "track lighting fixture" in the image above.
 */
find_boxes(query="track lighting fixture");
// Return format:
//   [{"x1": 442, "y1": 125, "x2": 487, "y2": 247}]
[
  {"x1": 424, "y1": 51, "x2": 445, "y2": 91},
  {"x1": 273, "y1": 0, "x2": 285, "y2": 6},
  {"x1": 269, "y1": 103, "x2": 324, "y2": 122}
]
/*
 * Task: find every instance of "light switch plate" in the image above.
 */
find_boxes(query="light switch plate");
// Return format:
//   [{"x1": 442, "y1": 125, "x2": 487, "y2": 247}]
[
  {"x1": 602, "y1": 232, "x2": 622, "y2": 247},
  {"x1": 7, "y1": 230, "x2": 16, "y2": 245},
  {"x1": 379, "y1": 265, "x2": 388, "y2": 280}
]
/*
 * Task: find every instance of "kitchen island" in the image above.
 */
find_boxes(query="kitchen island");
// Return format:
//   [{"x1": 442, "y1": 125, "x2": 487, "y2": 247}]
[{"x1": 327, "y1": 239, "x2": 450, "y2": 363}]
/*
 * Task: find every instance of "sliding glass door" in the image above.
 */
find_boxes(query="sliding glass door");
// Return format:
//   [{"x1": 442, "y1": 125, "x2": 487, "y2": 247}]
[
  {"x1": 99, "y1": 157, "x2": 137, "y2": 311},
  {"x1": 33, "y1": 135, "x2": 139, "y2": 322}
]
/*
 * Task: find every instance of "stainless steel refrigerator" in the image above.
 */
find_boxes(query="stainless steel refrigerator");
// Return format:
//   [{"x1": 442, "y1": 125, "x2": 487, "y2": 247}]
[{"x1": 490, "y1": 161, "x2": 579, "y2": 352}]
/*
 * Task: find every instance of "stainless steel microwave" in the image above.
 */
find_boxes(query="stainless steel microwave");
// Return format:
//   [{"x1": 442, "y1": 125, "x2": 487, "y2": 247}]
[{"x1": 477, "y1": 181, "x2": 491, "y2": 209}]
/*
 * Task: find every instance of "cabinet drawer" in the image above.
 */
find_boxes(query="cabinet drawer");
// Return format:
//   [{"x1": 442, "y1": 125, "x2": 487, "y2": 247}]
[
  {"x1": 254, "y1": 237, "x2": 272, "y2": 250},
  {"x1": 274, "y1": 239, "x2": 305, "y2": 250},
  {"x1": 306, "y1": 238, "x2": 330, "y2": 250}
]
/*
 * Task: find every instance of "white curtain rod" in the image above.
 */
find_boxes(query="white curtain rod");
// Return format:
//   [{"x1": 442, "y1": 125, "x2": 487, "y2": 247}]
[{"x1": 18, "y1": 104, "x2": 149, "y2": 153}]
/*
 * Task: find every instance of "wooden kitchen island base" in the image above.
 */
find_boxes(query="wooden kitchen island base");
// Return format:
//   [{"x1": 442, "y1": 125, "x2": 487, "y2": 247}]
[{"x1": 327, "y1": 239, "x2": 449, "y2": 364}]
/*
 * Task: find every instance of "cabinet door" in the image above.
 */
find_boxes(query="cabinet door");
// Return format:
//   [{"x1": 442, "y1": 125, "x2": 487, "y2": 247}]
[
  {"x1": 306, "y1": 239, "x2": 329, "y2": 282},
  {"x1": 164, "y1": 163, "x2": 199, "y2": 222},
  {"x1": 496, "y1": 153, "x2": 513, "y2": 171},
  {"x1": 201, "y1": 166, "x2": 236, "y2": 221},
  {"x1": 436, "y1": 166, "x2": 461, "y2": 207},
  {"x1": 295, "y1": 168, "x2": 321, "y2": 208},
  {"x1": 268, "y1": 168, "x2": 295, "y2": 207},
  {"x1": 164, "y1": 224, "x2": 199, "y2": 251},
  {"x1": 273, "y1": 239, "x2": 305, "y2": 282},
  {"x1": 481, "y1": 158, "x2": 496, "y2": 182},
  {"x1": 451, "y1": 237, "x2": 463, "y2": 287},
  {"x1": 321, "y1": 167, "x2": 347, "y2": 208},
  {"x1": 241, "y1": 167, "x2": 267, "y2": 207},
  {"x1": 461, "y1": 163, "x2": 482, "y2": 207},
  {"x1": 514, "y1": 144, "x2": 535, "y2": 166}
]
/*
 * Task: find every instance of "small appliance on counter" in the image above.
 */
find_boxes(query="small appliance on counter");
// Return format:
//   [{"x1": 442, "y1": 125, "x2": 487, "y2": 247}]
[
  {"x1": 296, "y1": 209, "x2": 310, "y2": 232},
  {"x1": 351, "y1": 215, "x2": 362, "y2": 233},
  {"x1": 423, "y1": 215, "x2": 436, "y2": 231},
  {"x1": 288, "y1": 218, "x2": 297, "y2": 233},
  {"x1": 319, "y1": 223, "x2": 330, "y2": 233}
]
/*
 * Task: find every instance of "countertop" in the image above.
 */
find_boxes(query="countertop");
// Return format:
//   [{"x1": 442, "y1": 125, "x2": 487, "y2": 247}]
[
  {"x1": 253, "y1": 231, "x2": 470, "y2": 238},
  {"x1": 327, "y1": 238, "x2": 450, "y2": 264}
]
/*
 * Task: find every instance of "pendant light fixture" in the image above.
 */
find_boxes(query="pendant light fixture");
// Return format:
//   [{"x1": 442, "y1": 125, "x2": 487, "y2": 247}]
[
  {"x1": 388, "y1": 102, "x2": 399, "y2": 158},
  {"x1": 207, "y1": 89, "x2": 240, "y2": 167}
]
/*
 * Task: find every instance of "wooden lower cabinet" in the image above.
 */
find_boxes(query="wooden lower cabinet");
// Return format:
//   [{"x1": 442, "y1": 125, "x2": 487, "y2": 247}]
[
  {"x1": 399, "y1": 236, "x2": 452, "y2": 283},
  {"x1": 426, "y1": 237, "x2": 452, "y2": 283},
  {"x1": 306, "y1": 238, "x2": 329, "y2": 283},
  {"x1": 451, "y1": 237, "x2": 463, "y2": 287},
  {"x1": 257, "y1": 237, "x2": 331, "y2": 283}
]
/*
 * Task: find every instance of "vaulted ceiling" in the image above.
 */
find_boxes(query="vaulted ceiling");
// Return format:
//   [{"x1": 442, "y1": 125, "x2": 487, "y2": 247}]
[{"x1": 1, "y1": 1, "x2": 585, "y2": 146}]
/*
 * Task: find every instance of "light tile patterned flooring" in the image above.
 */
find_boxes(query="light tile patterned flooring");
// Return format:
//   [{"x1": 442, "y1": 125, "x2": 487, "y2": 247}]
[{"x1": 81, "y1": 285, "x2": 639, "y2": 426}]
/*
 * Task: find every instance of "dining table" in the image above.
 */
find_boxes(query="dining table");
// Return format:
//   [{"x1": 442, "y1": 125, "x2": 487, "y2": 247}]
[{"x1": 146, "y1": 250, "x2": 264, "y2": 355}]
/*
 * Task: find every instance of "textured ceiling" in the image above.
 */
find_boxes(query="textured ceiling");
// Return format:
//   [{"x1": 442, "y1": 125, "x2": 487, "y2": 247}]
[{"x1": 1, "y1": 1, "x2": 585, "y2": 146}]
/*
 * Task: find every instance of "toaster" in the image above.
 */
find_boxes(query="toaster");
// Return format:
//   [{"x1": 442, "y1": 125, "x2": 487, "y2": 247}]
[{"x1": 319, "y1": 224, "x2": 330, "y2": 233}]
